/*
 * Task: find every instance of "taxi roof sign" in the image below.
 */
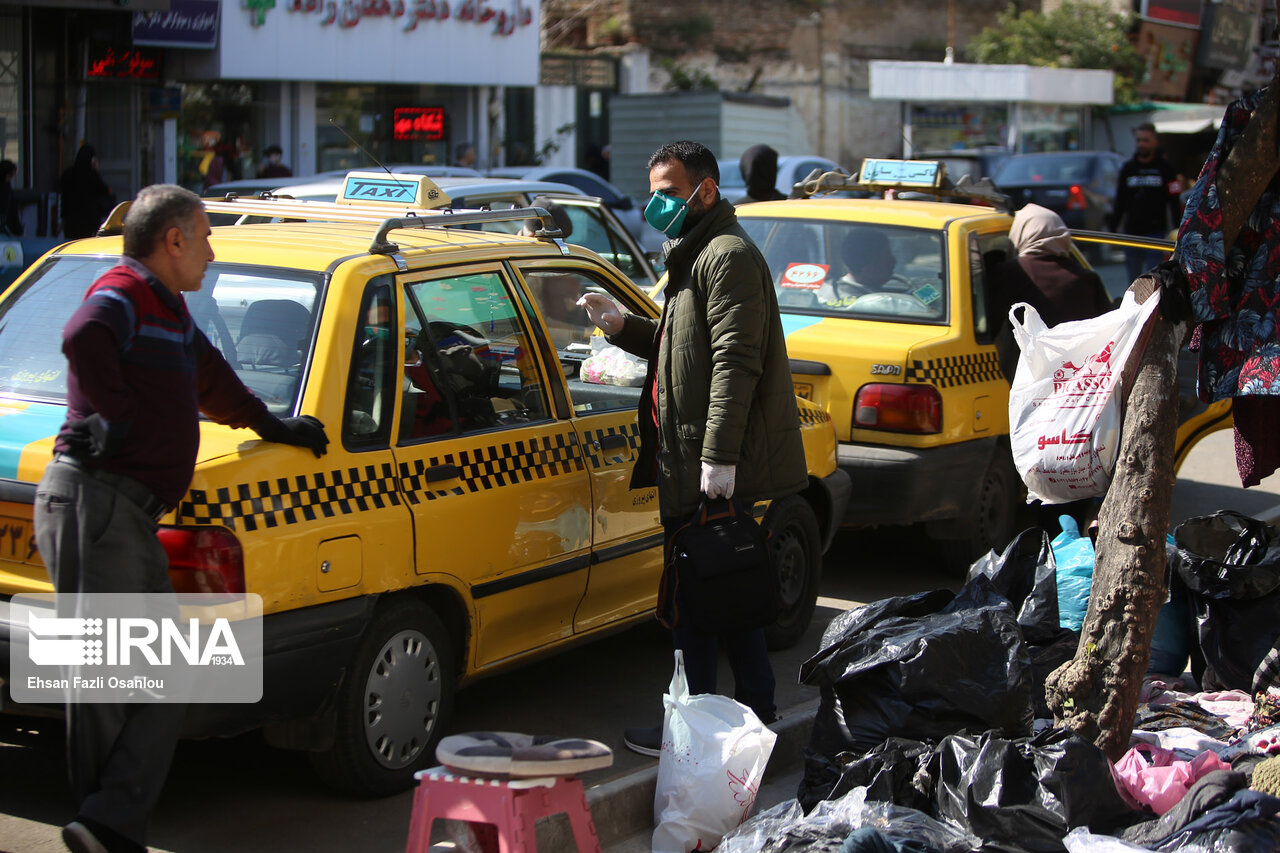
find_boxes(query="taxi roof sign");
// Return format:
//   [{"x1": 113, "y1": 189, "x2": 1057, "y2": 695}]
[
  {"x1": 857, "y1": 158, "x2": 946, "y2": 188},
  {"x1": 337, "y1": 171, "x2": 451, "y2": 209}
]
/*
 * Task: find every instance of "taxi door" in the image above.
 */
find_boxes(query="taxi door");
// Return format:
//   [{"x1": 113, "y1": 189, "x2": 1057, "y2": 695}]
[
  {"x1": 510, "y1": 260, "x2": 662, "y2": 633},
  {"x1": 381, "y1": 263, "x2": 594, "y2": 669}
]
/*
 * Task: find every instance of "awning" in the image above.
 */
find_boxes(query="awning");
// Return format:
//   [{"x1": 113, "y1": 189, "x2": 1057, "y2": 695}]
[{"x1": 1153, "y1": 117, "x2": 1221, "y2": 134}]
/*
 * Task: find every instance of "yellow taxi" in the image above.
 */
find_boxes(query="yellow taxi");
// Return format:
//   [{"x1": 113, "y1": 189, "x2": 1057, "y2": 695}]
[
  {"x1": 732, "y1": 159, "x2": 1229, "y2": 567},
  {"x1": 0, "y1": 174, "x2": 850, "y2": 795}
]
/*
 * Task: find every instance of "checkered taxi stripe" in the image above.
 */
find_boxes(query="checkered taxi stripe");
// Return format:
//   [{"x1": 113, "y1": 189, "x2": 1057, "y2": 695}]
[
  {"x1": 399, "y1": 432, "x2": 584, "y2": 504},
  {"x1": 176, "y1": 463, "x2": 402, "y2": 532},
  {"x1": 797, "y1": 406, "x2": 830, "y2": 427},
  {"x1": 904, "y1": 352, "x2": 1002, "y2": 388},
  {"x1": 580, "y1": 423, "x2": 640, "y2": 468}
]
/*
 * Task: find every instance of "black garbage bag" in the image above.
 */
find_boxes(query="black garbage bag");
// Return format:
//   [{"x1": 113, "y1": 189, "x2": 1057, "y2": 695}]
[
  {"x1": 797, "y1": 579, "x2": 1033, "y2": 810},
  {"x1": 931, "y1": 727, "x2": 1140, "y2": 853},
  {"x1": 1173, "y1": 510, "x2": 1280, "y2": 691},
  {"x1": 825, "y1": 736, "x2": 937, "y2": 816},
  {"x1": 967, "y1": 527, "x2": 1060, "y2": 644}
]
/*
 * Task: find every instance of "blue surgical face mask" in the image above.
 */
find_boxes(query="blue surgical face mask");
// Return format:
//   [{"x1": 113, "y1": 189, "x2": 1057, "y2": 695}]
[{"x1": 644, "y1": 182, "x2": 702, "y2": 237}]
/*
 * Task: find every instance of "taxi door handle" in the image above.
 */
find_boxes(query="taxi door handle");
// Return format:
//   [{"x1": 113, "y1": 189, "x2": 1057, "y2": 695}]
[
  {"x1": 425, "y1": 464, "x2": 461, "y2": 484},
  {"x1": 597, "y1": 434, "x2": 628, "y2": 452}
]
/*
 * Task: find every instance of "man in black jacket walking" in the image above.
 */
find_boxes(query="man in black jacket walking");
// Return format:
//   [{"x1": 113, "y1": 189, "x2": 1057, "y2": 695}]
[{"x1": 1109, "y1": 122, "x2": 1182, "y2": 282}]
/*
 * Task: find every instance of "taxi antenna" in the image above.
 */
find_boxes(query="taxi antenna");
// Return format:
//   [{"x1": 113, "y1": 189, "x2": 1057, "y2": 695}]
[{"x1": 328, "y1": 118, "x2": 405, "y2": 184}]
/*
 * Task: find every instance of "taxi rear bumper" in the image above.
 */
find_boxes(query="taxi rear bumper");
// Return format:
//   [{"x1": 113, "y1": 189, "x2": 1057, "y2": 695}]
[
  {"x1": 837, "y1": 437, "x2": 998, "y2": 528},
  {"x1": 0, "y1": 594, "x2": 374, "y2": 739}
]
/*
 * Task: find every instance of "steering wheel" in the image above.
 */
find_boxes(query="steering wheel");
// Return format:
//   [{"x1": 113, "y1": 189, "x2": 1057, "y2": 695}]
[{"x1": 852, "y1": 291, "x2": 934, "y2": 316}]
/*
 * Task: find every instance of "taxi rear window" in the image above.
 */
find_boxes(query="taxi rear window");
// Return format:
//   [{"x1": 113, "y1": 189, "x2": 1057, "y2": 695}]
[
  {"x1": 0, "y1": 256, "x2": 320, "y2": 414},
  {"x1": 738, "y1": 218, "x2": 947, "y2": 324}
]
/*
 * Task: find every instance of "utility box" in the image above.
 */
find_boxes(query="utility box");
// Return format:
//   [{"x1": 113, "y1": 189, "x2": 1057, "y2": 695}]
[{"x1": 609, "y1": 91, "x2": 810, "y2": 199}]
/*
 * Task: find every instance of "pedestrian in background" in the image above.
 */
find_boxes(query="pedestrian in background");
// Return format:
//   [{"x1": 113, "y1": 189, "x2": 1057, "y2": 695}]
[
  {"x1": 36, "y1": 184, "x2": 329, "y2": 853},
  {"x1": 256, "y1": 143, "x2": 292, "y2": 179},
  {"x1": 1109, "y1": 122, "x2": 1181, "y2": 283},
  {"x1": 454, "y1": 141, "x2": 477, "y2": 169},
  {"x1": 0, "y1": 159, "x2": 22, "y2": 236},
  {"x1": 734, "y1": 144, "x2": 786, "y2": 205},
  {"x1": 59, "y1": 144, "x2": 115, "y2": 239},
  {"x1": 577, "y1": 140, "x2": 806, "y2": 756}
]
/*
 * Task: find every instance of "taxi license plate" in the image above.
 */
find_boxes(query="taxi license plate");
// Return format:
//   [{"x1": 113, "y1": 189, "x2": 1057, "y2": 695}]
[
  {"x1": 0, "y1": 515, "x2": 41, "y2": 565},
  {"x1": 793, "y1": 382, "x2": 813, "y2": 400}
]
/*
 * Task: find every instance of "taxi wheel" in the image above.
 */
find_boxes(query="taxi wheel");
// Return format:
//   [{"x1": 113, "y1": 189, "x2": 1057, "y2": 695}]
[
  {"x1": 763, "y1": 495, "x2": 822, "y2": 651},
  {"x1": 311, "y1": 597, "x2": 455, "y2": 797},
  {"x1": 941, "y1": 453, "x2": 1023, "y2": 575}
]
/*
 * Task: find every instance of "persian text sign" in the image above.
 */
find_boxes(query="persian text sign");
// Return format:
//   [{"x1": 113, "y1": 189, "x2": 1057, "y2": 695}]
[
  {"x1": 133, "y1": 0, "x2": 221, "y2": 49},
  {"x1": 10, "y1": 593, "x2": 263, "y2": 704}
]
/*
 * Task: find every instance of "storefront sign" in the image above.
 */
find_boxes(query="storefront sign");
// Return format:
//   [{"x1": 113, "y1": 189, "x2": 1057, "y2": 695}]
[
  {"x1": 394, "y1": 107, "x2": 445, "y2": 141},
  {"x1": 1142, "y1": 0, "x2": 1202, "y2": 26},
  {"x1": 133, "y1": 0, "x2": 221, "y2": 49},
  {"x1": 1134, "y1": 21, "x2": 1199, "y2": 100},
  {"x1": 86, "y1": 44, "x2": 162, "y2": 80},
  {"x1": 272, "y1": 0, "x2": 533, "y2": 35},
  {"x1": 1197, "y1": 4, "x2": 1256, "y2": 71}
]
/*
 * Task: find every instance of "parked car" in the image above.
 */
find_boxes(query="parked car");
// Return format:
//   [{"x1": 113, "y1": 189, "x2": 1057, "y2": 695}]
[
  {"x1": 990, "y1": 151, "x2": 1124, "y2": 232},
  {"x1": 0, "y1": 175, "x2": 850, "y2": 796},
  {"x1": 725, "y1": 160, "x2": 1228, "y2": 569},
  {"x1": 914, "y1": 147, "x2": 1010, "y2": 184},
  {"x1": 717, "y1": 155, "x2": 845, "y2": 199},
  {"x1": 484, "y1": 165, "x2": 664, "y2": 254},
  {"x1": 222, "y1": 174, "x2": 660, "y2": 289},
  {"x1": 205, "y1": 164, "x2": 483, "y2": 199}
]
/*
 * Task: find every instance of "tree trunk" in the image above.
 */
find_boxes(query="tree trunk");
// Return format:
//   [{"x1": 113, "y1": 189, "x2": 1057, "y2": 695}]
[{"x1": 1045, "y1": 73, "x2": 1280, "y2": 760}]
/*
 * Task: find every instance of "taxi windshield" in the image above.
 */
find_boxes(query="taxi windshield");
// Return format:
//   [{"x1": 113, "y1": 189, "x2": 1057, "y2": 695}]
[
  {"x1": 0, "y1": 256, "x2": 321, "y2": 414},
  {"x1": 738, "y1": 218, "x2": 948, "y2": 323}
]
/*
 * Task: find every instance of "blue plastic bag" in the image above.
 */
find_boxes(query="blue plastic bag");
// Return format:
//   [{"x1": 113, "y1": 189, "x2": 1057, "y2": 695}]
[{"x1": 1051, "y1": 515, "x2": 1094, "y2": 632}]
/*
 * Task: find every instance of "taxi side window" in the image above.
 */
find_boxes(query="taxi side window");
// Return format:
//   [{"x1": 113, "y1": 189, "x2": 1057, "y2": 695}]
[
  {"x1": 562, "y1": 206, "x2": 645, "y2": 286},
  {"x1": 398, "y1": 271, "x2": 550, "y2": 442},
  {"x1": 973, "y1": 231, "x2": 1013, "y2": 344},
  {"x1": 523, "y1": 269, "x2": 647, "y2": 415},
  {"x1": 343, "y1": 278, "x2": 397, "y2": 448}
]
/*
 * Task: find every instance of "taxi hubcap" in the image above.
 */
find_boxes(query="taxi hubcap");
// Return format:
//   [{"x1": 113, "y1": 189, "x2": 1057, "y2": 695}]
[
  {"x1": 772, "y1": 523, "x2": 806, "y2": 608},
  {"x1": 362, "y1": 629, "x2": 442, "y2": 769}
]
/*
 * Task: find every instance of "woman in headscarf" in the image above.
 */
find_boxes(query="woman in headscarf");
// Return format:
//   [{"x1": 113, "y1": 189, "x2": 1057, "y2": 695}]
[
  {"x1": 58, "y1": 144, "x2": 116, "y2": 239},
  {"x1": 994, "y1": 203, "x2": 1112, "y2": 330}
]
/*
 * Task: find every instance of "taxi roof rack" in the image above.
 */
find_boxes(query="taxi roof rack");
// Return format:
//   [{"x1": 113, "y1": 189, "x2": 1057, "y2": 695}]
[
  {"x1": 95, "y1": 197, "x2": 568, "y2": 255},
  {"x1": 789, "y1": 167, "x2": 1011, "y2": 212}
]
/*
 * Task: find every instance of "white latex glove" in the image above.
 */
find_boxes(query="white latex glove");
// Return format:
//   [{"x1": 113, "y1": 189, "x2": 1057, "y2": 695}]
[
  {"x1": 700, "y1": 461, "x2": 736, "y2": 500},
  {"x1": 577, "y1": 293, "x2": 624, "y2": 335}
]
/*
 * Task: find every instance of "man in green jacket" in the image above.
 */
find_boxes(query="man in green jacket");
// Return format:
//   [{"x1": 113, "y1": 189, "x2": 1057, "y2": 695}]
[{"x1": 578, "y1": 140, "x2": 807, "y2": 755}]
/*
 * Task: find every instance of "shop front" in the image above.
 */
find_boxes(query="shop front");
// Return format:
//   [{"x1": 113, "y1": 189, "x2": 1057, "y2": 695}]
[{"x1": 869, "y1": 62, "x2": 1114, "y2": 157}]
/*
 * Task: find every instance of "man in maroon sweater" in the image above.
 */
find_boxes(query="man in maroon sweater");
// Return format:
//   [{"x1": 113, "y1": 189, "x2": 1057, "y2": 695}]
[{"x1": 34, "y1": 184, "x2": 328, "y2": 853}]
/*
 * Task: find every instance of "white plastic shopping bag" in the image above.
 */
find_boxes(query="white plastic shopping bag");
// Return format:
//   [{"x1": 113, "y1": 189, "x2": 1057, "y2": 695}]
[
  {"x1": 1008, "y1": 290, "x2": 1160, "y2": 504},
  {"x1": 652, "y1": 650, "x2": 777, "y2": 853}
]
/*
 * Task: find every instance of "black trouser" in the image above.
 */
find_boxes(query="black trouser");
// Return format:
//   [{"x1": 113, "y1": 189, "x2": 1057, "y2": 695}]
[
  {"x1": 34, "y1": 459, "x2": 185, "y2": 848},
  {"x1": 663, "y1": 512, "x2": 777, "y2": 722}
]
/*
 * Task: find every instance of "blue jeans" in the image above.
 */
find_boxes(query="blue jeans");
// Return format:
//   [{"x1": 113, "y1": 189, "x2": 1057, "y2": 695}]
[
  {"x1": 663, "y1": 512, "x2": 777, "y2": 722},
  {"x1": 1123, "y1": 233, "x2": 1168, "y2": 284}
]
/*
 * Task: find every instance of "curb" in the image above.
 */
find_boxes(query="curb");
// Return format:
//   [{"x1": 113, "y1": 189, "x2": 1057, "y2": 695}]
[
  {"x1": 539, "y1": 697, "x2": 818, "y2": 850},
  {"x1": 1257, "y1": 502, "x2": 1280, "y2": 526}
]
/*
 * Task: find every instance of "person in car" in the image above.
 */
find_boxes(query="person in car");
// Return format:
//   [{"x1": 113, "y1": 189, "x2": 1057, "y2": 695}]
[
  {"x1": 816, "y1": 227, "x2": 897, "y2": 308},
  {"x1": 35, "y1": 184, "x2": 330, "y2": 853},
  {"x1": 577, "y1": 140, "x2": 806, "y2": 757}
]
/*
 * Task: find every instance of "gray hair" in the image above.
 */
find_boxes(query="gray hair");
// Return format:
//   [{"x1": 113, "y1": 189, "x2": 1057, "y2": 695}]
[{"x1": 122, "y1": 184, "x2": 204, "y2": 259}]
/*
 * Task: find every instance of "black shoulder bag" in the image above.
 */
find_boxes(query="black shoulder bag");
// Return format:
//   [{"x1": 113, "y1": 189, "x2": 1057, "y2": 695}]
[{"x1": 666, "y1": 498, "x2": 778, "y2": 636}]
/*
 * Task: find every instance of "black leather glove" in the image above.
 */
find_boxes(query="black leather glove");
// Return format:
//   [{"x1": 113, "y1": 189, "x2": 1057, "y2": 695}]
[
  {"x1": 1147, "y1": 259, "x2": 1192, "y2": 325},
  {"x1": 254, "y1": 414, "x2": 329, "y2": 458},
  {"x1": 62, "y1": 413, "x2": 129, "y2": 461}
]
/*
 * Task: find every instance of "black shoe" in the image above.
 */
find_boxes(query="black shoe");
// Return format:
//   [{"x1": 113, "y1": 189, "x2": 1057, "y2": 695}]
[
  {"x1": 62, "y1": 821, "x2": 109, "y2": 853},
  {"x1": 623, "y1": 724, "x2": 662, "y2": 757}
]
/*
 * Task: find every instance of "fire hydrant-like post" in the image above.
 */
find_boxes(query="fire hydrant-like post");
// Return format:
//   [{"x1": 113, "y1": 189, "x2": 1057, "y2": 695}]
[{"x1": 1045, "y1": 74, "x2": 1280, "y2": 760}]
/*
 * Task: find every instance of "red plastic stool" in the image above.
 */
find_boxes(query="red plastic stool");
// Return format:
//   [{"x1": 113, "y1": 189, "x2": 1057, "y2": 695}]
[{"x1": 405, "y1": 766, "x2": 602, "y2": 853}]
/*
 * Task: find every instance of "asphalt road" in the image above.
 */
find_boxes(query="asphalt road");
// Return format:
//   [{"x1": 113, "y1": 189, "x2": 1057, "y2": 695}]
[{"x1": 2, "y1": 429, "x2": 1279, "y2": 853}]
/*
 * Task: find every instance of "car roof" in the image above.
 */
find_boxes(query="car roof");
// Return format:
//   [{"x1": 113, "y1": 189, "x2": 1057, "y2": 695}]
[
  {"x1": 56, "y1": 214, "x2": 599, "y2": 274},
  {"x1": 732, "y1": 196, "x2": 1011, "y2": 227}
]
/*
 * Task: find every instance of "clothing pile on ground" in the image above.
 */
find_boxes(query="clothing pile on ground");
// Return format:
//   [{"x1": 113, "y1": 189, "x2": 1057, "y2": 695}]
[{"x1": 719, "y1": 518, "x2": 1280, "y2": 852}]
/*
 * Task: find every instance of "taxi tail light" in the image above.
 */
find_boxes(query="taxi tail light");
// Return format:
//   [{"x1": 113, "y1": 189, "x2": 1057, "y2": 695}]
[
  {"x1": 158, "y1": 527, "x2": 246, "y2": 594},
  {"x1": 1066, "y1": 184, "x2": 1088, "y2": 211},
  {"x1": 854, "y1": 383, "x2": 942, "y2": 434}
]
